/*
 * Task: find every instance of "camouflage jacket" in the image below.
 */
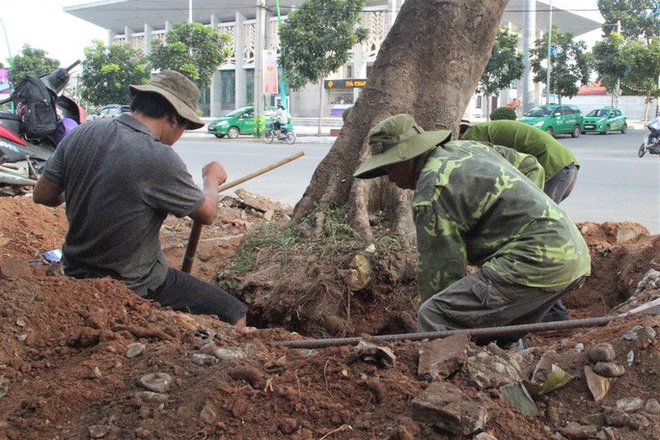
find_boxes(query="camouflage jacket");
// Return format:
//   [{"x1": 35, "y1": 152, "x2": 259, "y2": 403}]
[{"x1": 413, "y1": 140, "x2": 591, "y2": 302}]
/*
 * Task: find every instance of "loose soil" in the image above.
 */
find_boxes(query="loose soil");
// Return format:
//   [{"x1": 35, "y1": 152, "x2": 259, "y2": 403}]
[{"x1": 0, "y1": 193, "x2": 658, "y2": 440}]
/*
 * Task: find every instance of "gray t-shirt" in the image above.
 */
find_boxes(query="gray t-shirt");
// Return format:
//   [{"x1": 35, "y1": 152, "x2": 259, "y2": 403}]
[{"x1": 42, "y1": 114, "x2": 204, "y2": 295}]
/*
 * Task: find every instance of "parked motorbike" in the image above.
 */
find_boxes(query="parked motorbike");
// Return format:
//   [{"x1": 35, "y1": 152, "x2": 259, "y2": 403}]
[
  {"x1": 263, "y1": 122, "x2": 296, "y2": 145},
  {"x1": 0, "y1": 61, "x2": 85, "y2": 194},
  {"x1": 638, "y1": 131, "x2": 660, "y2": 157}
]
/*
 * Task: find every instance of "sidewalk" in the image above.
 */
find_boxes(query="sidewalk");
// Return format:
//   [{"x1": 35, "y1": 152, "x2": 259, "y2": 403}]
[{"x1": 183, "y1": 117, "x2": 340, "y2": 143}]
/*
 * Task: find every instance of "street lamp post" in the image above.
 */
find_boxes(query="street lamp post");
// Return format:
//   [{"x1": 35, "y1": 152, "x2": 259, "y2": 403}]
[{"x1": 545, "y1": 0, "x2": 552, "y2": 104}]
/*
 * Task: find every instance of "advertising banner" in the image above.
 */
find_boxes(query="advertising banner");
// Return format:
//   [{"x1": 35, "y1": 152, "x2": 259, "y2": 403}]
[{"x1": 263, "y1": 50, "x2": 278, "y2": 94}]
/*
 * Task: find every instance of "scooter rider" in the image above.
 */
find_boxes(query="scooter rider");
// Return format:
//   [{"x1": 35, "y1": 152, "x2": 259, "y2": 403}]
[
  {"x1": 275, "y1": 104, "x2": 289, "y2": 138},
  {"x1": 647, "y1": 116, "x2": 660, "y2": 146}
]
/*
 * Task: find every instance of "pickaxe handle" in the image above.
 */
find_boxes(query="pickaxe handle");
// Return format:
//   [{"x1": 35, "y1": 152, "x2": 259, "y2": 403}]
[{"x1": 181, "y1": 150, "x2": 305, "y2": 273}]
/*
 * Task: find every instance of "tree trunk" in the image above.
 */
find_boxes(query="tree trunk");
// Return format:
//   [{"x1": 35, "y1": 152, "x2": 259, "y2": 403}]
[{"x1": 293, "y1": 0, "x2": 508, "y2": 241}]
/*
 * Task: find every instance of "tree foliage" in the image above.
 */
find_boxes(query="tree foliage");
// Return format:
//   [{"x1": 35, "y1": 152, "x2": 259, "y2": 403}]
[
  {"x1": 597, "y1": 0, "x2": 660, "y2": 43},
  {"x1": 279, "y1": 0, "x2": 369, "y2": 90},
  {"x1": 477, "y1": 27, "x2": 524, "y2": 96},
  {"x1": 529, "y1": 26, "x2": 591, "y2": 102},
  {"x1": 149, "y1": 22, "x2": 231, "y2": 90},
  {"x1": 592, "y1": 32, "x2": 629, "y2": 91},
  {"x1": 9, "y1": 45, "x2": 60, "y2": 84},
  {"x1": 620, "y1": 37, "x2": 660, "y2": 97},
  {"x1": 79, "y1": 40, "x2": 150, "y2": 107}
]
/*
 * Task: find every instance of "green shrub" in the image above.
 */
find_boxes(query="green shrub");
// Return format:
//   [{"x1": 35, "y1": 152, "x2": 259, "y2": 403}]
[{"x1": 490, "y1": 106, "x2": 517, "y2": 121}]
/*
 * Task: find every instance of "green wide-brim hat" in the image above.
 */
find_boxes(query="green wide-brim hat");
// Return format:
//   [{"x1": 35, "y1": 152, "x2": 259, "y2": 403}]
[
  {"x1": 353, "y1": 114, "x2": 451, "y2": 179},
  {"x1": 130, "y1": 70, "x2": 205, "y2": 130}
]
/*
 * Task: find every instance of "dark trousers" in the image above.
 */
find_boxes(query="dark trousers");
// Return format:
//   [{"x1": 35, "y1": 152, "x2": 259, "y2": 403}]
[
  {"x1": 417, "y1": 266, "x2": 585, "y2": 332},
  {"x1": 146, "y1": 268, "x2": 247, "y2": 325}
]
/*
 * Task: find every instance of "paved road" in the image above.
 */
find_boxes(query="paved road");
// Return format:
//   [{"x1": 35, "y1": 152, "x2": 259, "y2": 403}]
[{"x1": 175, "y1": 127, "x2": 659, "y2": 234}]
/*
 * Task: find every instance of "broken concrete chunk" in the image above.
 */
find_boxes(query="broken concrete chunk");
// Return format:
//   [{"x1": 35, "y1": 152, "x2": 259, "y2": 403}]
[
  {"x1": 126, "y1": 342, "x2": 145, "y2": 358},
  {"x1": 417, "y1": 333, "x2": 470, "y2": 380},
  {"x1": 138, "y1": 372, "x2": 172, "y2": 393},
  {"x1": 623, "y1": 325, "x2": 657, "y2": 341},
  {"x1": 644, "y1": 398, "x2": 660, "y2": 414},
  {"x1": 346, "y1": 339, "x2": 396, "y2": 368},
  {"x1": 191, "y1": 353, "x2": 218, "y2": 366},
  {"x1": 592, "y1": 361, "x2": 625, "y2": 378},
  {"x1": 411, "y1": 381, "x2": 489, "y2": 435},
  {"x1": 462, "y1": 345, "x2": 522, "y2": 389},
  {"x1": 587, "y1": 343, "x2": 616, "y2": 363},
  {"x1": 200, "y1": 403, "x2": 217, "y2": 425},
  {"x1": 616, "y1": 397, "x2": 644, "y2": 412},
  {"x1": 134, "y1": 391, "x2": 169, "y2": 405},
  {"x1": 560, "y1": 422, "x2": 599, "y2": 439},
  {"x1": 88, "y1": 425, "x2": 110, "y2": 439},
  {"x1": 475, "y1": 433, "x2": 499, "y2": 440}
]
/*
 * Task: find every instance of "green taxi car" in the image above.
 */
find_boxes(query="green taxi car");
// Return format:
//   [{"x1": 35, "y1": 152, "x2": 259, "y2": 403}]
[
  {"x1": 583, "y1": 107, "x2": 627, "y2": 135},
  {"x1": 518, "y1": 104, "x2": 584, "y2": 138},
  {"x1": 207, "y1": 106, "x2": 291, "y2": 139}
]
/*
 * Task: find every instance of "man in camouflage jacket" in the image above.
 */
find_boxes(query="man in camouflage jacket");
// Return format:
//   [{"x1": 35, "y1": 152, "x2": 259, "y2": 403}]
[{"x1": 353, "y1": 114, "x2": 591, "y2": 333}]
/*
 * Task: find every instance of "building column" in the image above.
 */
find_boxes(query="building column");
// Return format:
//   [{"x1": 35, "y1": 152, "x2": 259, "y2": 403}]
[
  {"x1": 388, "y1": 0, "x2": 399, "y2": 30},
  {"x1": 209, "y1": 15, "x2": 222, "y2": 117},
  {"x1": 107, "y1": 29, "x2": 116, "y2": 47},
  {"x1": 522, "y1": 0, "x2": 536, "y2": 113},
  {"x1": 124, "y1": 26, "x2": 134, "y2": 47},
  {"x1": 235, "y1": 12, "x2": 247, "y2": 108},
  {"x1": 254, "y1": 0, "x2": 266, "y2": 119},
  {"x1": 352, "y1": 42, "x2": 365, "y2": 104},
  {"x1": 143, "y1": 24, "x2": 153, "y2": 56}
]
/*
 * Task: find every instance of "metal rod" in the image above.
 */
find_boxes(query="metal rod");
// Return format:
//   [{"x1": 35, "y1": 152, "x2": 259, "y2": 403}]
[
  {"x1": 181, "y1": 151, "x2": 305, "y2": 273},
  {"x1": 274, "y1": 297, "x2": 660, "y2": 349}
]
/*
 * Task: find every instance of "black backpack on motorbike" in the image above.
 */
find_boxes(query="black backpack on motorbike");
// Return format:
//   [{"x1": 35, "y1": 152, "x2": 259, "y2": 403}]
[{"x1": 11, "y1": 76, "x2": 59, "y2": 139}]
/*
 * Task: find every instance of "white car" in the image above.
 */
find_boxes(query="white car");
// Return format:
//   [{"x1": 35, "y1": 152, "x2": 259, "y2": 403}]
[{"x1": 87, "y1": 104, "x2": 131, "y2": 120}]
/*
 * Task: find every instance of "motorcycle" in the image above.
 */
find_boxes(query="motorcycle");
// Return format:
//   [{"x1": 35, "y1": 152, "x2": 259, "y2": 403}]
[
  {"x1": 0, "y1": 60, "x2": 85, "y2": 194},
  {"x1": 637, "y1": 130, "x2": 660, "y2": 157},
  {"x1": 263, "y1": 121, "x2": 296, "y2": 145}
]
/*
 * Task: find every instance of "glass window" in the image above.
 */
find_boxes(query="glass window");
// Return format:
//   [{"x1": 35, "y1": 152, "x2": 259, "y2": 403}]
[{"x1": 221, "y1": 70, "x2": 235, "y2": 104}]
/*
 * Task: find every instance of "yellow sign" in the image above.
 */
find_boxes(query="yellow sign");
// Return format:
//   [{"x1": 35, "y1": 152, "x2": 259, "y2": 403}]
[{"x1": 324, "y1": 79, "x2": 367, "y2": 89}]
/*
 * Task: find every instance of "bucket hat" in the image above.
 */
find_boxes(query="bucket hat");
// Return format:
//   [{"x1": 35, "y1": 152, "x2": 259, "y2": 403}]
[
  {"x1": 353, "y1": 114, "x2": 451, "y2": 179},
  {"x1": 130, "y1": 70, "x2": 205, "y2": 130}
]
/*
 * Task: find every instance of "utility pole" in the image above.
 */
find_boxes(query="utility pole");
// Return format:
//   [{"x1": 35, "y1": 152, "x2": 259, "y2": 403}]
[
  {"x1": 188, "y1": 0, "x2": 193, "y2": 24},
  {"x1": 254, "y1": 0, "x2": 267, "y2": 137},
  {"x1": 545, "y1": 0, "x2": 553, "y2": 104},
  {"x1": 614, "y1": 20, "x2": 621, "y2": 109}
]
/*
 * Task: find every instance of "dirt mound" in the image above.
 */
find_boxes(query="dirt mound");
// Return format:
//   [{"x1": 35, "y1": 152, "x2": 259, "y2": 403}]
[{"x1": 0, "y1": 196, "x2": 658, "y2": 439}]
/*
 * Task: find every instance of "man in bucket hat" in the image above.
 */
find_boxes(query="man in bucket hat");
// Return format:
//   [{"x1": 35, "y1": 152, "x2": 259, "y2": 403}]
[
  {"x1": 33, "y1": 70, "x2": 247, "y2": 327},
  {"x1": 354, "y1": 114, "x2": 590, "y2": 335}
]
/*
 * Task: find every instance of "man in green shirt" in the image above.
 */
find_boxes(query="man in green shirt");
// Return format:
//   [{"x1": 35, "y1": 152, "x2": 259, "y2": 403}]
[
  {"x1": 354, "y1": 114, "x2": 590, "y2": 334},
  {"x1": 460, "y1": 119, "x2": 581, "y2": 321},
  {"x1": 460, "y1": 119, "x2": 579, "y2": 204}
]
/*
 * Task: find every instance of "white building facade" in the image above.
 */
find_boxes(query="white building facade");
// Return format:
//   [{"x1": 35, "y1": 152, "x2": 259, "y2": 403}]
[{"x1": 65, "y1": 0, "x2": 601, "y2": 118}]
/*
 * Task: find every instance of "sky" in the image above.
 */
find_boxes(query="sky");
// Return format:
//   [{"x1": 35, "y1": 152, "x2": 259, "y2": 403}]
[{"x1": 1, "y1": 0, "x2": 606, "y2": 70}]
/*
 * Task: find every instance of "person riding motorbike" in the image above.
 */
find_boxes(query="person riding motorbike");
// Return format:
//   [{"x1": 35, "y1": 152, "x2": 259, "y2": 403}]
[
  {"x1": 274, "y1": 104, "x2": 289, "y2": 139},
  {"x1": 646, "y1": 116, "x2": 660, "y2": 148}
]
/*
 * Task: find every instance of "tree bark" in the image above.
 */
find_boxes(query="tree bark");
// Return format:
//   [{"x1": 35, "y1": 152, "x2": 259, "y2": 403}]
[{"x1": 293, "y1": 0, "x2": 508, "y2": 241}]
